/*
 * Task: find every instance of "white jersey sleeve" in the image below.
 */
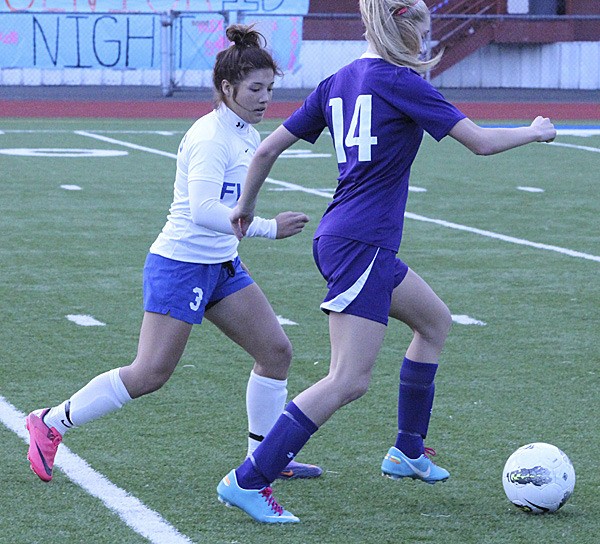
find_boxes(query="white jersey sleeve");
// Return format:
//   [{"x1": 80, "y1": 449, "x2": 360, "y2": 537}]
[{"x1": 188, "y1": 179, "x2": 276, "y2": 238}]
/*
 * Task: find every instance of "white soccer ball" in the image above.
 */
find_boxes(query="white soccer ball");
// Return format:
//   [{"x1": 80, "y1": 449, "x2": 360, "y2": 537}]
[{"x1": 502, "y1": 442, "x2": 575, "y2": 514}]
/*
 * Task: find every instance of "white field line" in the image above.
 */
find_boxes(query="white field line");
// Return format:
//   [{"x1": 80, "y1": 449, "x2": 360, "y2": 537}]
[
  {"x1": 264, "y1": 178, "x2": 600, "y2": 263},
  {"x1": 74, "y1": 131, "x2": 178, "y2": 159},
  {"x1": 66, "y1": 314, "x2": 106, "y2": 326},
  {"x1": 0, "y1": 396, "x2": 194, "y2": 544},
  {"x1": 547, "y1": 141, "x2": 600, "y2": 153},
  {"x1": 403, "y1": 211, "x2": 600, "y2": 263},
  {"x1": 75, "y1": 132, "x2": 600, "y2": 263},
  {"x1": 451, "y1": 314, "x2": 486, "y2": 326}
]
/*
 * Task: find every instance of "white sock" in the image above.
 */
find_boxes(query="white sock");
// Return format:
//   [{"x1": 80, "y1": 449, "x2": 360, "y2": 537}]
[
  {"x1": 43, "y1": 368, "x2": 132, "y2": 436},
  {"x1": 245, "y1": 370, "x2": 288, "y2": 457}
]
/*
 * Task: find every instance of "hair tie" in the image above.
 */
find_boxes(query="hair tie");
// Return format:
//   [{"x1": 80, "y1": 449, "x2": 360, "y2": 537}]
[{"x1": 394, "y1": 0, "x2": 420, "y2": 16}]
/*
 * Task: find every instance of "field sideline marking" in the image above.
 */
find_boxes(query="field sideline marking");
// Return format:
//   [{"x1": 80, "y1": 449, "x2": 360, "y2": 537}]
[
  {"x1": 0, "y1": 396, "x2": 194, "y2": 544},
  {"x1": 76, "y1": 131, "x2": 600, "y2": 264}
]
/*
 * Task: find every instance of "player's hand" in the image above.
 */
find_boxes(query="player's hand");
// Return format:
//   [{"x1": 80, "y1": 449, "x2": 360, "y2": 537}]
[
  {"x1": 532, "y1": 116, "x2": 556, "y2": 143},
  {"x1": 230, "y1": 205, "x2": 255, "y2": 240},
  {"x1": 275, "y1": 211, "x2": 310, "y2": 239}
]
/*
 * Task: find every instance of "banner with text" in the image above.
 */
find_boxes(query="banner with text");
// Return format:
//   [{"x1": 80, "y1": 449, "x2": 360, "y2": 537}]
[{"x1": 0, "y1": 1, "x2": 308, "y2": 71}]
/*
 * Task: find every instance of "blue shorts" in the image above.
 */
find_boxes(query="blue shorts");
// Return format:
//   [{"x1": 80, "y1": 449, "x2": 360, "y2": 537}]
[
  {"x1": 313, "y1": 235, "x2": 409, "y2": 326},
  {"x1": 143, "y1": 253, "x2": 254, "y2": 325}
]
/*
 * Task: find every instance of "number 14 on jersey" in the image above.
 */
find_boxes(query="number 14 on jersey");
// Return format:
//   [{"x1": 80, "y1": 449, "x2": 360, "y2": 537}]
[{"x1": 329, "y1": 95, "x2": 378, "y2": 163}]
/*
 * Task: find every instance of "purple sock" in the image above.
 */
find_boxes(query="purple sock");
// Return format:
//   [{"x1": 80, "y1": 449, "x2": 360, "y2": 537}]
[
  {"x1": 236, "y1": 401, "x2": 318, "y2": 489},
  {"x1": 395, "y1": 357, "x2": 438, "y2": 459}
]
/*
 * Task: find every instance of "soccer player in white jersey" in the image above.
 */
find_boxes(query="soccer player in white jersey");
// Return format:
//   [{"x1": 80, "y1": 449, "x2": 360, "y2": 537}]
[
  {"x1": 26, "y1": 24, "x2": 322, "y2": 487},
  {"x1": 216, "y1": 0, "x2": 556, "y2": 523}
]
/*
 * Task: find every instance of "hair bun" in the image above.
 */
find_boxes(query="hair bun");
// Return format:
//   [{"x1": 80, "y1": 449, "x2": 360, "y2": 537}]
[{"x1": 226, "y1": 24, "x2": 264, "y2": 48}]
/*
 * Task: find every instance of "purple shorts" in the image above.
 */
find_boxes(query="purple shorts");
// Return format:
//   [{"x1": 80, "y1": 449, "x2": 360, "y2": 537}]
[
  {"x1": 143, "y1": 253, "x2": 254, "y2": 325},
  {"x1": 313, "y1": 235, "x2": 409, "y2": 325}
]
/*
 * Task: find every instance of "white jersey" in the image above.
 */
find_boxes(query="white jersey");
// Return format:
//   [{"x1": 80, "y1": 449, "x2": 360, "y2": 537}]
[{"x1": 150, "y1": 104, "x2": 276, "y2": 264}]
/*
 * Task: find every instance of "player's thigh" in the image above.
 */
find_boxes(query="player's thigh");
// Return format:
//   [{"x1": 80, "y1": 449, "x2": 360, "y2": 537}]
[
  {"x1": 205, "y1": 282, "x2": 291, "y2": 365},
  {"x1": 121, "y1": 312, "x2": 193, "y2": 396},
  {"x1": 328, "y1": 312, "x2": 386, "y2": 379},
  {"x1": 135, "y1": 311, "x2": 193, "y2": 371},
  {"x1": 389, "y1": 268, "x2": 450, "y2": 333}
]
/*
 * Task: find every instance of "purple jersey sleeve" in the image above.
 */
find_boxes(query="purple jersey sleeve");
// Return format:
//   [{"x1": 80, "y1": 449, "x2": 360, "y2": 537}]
[
  {"x1": 389, "y1": 68, "x2": 466, "y2": 142},
  {"x1": 283, "y1": 81, "x2": 329, "y2": 144},
  {"x1": 285, "y1": 58, "x2": 466, "y2": 252}
]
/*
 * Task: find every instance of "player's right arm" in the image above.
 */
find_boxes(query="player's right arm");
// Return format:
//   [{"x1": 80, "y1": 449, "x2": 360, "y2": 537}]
[{"x1": 231, "y1": 125, "x2": 300, "y2": 239}]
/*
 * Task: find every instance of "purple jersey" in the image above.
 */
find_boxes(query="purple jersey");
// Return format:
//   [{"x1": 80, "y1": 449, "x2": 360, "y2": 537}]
[{"x1": 284, "y1": 57, "x2": 466, "y2": 252}]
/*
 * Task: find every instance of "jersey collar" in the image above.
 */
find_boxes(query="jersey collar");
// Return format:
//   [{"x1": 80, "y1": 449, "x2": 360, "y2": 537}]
[
  {"x1": 217, "y1": 103, "x2": 250, "y2": 133},
  {"x1": 361, "y1": 45, "x2": 383, "y2": 59}
]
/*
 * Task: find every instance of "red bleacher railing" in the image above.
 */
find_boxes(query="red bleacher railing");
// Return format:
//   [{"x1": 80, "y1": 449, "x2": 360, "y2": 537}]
[{"x1": 427, "y1": 0, "x2": 507, "y2": 77}]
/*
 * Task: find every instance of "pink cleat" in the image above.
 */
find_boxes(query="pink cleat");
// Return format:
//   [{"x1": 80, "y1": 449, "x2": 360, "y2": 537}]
[{"x1": 26, "y1": 409, "x2": 62, "y2": 482}]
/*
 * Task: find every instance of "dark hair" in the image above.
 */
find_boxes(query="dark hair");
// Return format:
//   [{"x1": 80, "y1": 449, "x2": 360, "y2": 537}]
[{"x1": 213, "y1": 24, "x2": 282, "y2": 105}]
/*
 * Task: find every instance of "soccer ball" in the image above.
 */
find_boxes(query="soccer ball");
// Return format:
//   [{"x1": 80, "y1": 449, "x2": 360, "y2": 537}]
[{"x1": 502, "y1": 442, "x2": 575, "y2": 514}]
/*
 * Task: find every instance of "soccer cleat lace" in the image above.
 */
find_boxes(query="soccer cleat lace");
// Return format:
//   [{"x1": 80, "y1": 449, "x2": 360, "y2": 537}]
[
  {"x1": 381, "y1": 446, "x2": 449, "y2": 484},
  {"x1": 217, "y1": 469, "x2": 299, "y2": 523},
  {"x1": 26, "y1": 409, "x2": 63, "y2": 482},
  {"x1": 424, "y1": 446, "x2": 437, "y2": 458},
  {"x1": 278, "y1": 459, "x2": 323, "y2": 480}
]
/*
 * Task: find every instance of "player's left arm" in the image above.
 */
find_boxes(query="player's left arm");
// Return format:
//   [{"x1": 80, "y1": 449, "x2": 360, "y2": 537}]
[
  {"x1": 189, "y1": 181, "x2": 306, "y2": 239},
  {"x1": 449, "y1": 117, "x2": 556, "y2": 156},
  {"x1": 188, "y1": 179, "x2": 236, "y2": 234},
  {"x1": 231, "y1": 125, "x2": 300, "y2": 239}
]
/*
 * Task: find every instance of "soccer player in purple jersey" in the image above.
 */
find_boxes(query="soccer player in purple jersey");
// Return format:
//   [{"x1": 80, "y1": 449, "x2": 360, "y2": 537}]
[{"x1": 217, "y1": 0, "x2": 557, "y2": 523}]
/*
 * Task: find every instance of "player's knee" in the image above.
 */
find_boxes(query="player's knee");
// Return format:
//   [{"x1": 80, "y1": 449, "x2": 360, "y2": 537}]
[
  {"x1": 126, "y1": 367, "x2": 172, "y2": 397},
  {"x1": 267, "y1": 336, "x2": 293, "y2": 366},
  {"x1": 347, "y1": 380, "x2": 370, "y2": 402},
  {"x1": 254, "y1": 336, "x2": 293, "y2": 379},
  {"x1": 418, "y1": 302, "x2": 452, "y2": 349},
  {"x1": 336, "y1": 373, "x2": 371, "y2": 404},
  {"x1": 145, "y1": 372, "x2": 171, "y2": 394}
]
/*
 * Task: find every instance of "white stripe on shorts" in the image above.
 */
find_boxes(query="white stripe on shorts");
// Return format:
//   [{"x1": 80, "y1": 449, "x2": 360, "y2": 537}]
[{"x1": 320, "y1": 248, "x2": 380, "y2": 313}]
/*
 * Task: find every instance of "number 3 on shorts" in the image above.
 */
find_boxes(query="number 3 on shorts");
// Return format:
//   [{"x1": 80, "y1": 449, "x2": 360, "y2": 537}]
[{"x1": 189, "y1": 287, "x2": 204, "y2": 311}]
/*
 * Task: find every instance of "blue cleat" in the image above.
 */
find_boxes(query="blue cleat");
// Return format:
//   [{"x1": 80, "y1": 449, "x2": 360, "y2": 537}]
[
  {"x1": 217, "y1": 470, "x2": 300, "y2": 523},
  {"x1": 278, "y1": 460, "x2": 323, "y2": 480},
  {"x1": 381, "y1": 446, "x2": 449, "y2": 484}
]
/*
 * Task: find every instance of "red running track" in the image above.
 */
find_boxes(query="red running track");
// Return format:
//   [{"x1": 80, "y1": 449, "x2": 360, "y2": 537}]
[{"x1": 0, "y1": 100, "x2": 598, "y2": 120}]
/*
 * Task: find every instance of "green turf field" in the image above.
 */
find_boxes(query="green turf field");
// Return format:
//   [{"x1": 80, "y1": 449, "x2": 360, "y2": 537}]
[{"x1": 1, "y1": 118, "x2": 598, "y2": 544}]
